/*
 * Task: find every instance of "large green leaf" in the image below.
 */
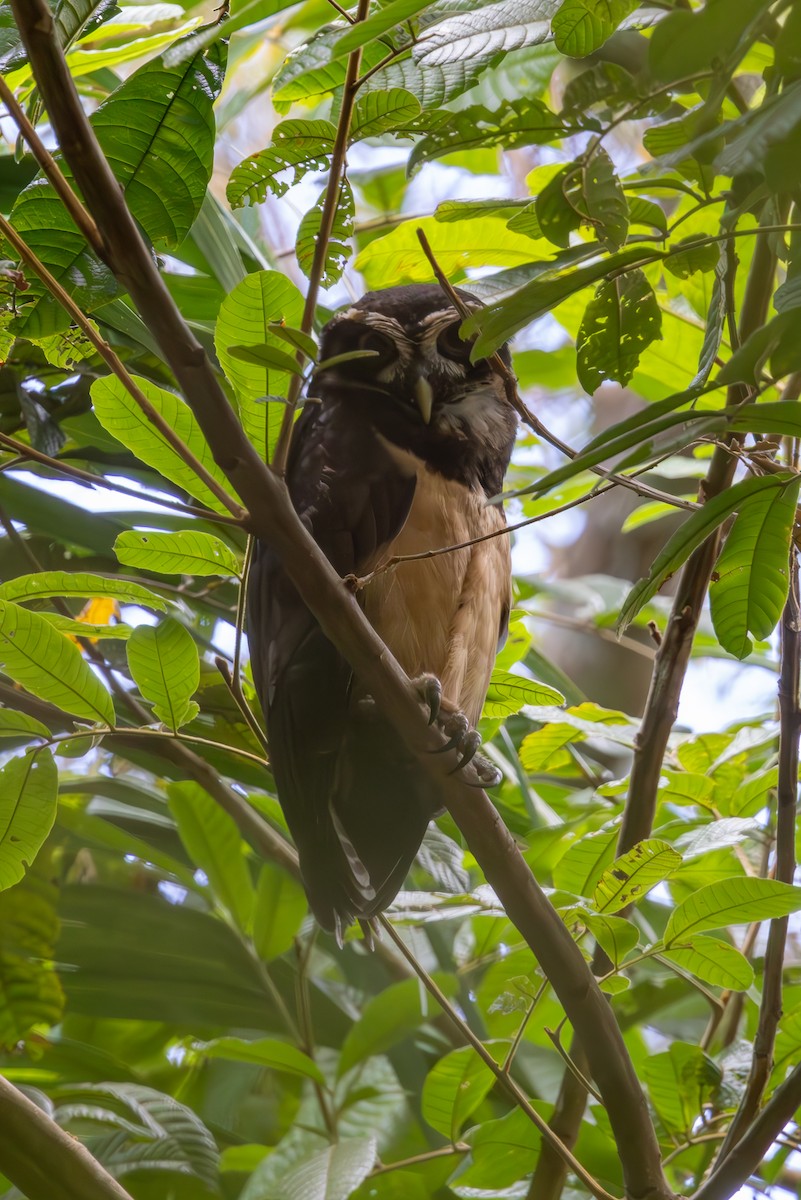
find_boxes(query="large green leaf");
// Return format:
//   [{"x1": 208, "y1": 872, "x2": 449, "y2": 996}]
[
  {"x1": 113, "y1": 529, "x2": 242, "y2": 577},
  {"x1": 90, "y1": 40, "x2": 225, "y2": 246},
  {"x1": 661, "y1": 935, "x2": 754, "y2": 991},
  {"x1": 551, "y1": 0, "x2": 639, "y2": 56},
  {"x1": 408, "y1": 96, "x2": 564, "y2": 176},
  {"x1": 665, "y1": 878, "x2": 801, "y2": 945},
  {"x1": 644, "y1": 1043, "x2": 721, "y2": 1136},
  {"x1": 198, "y1": 1036, "x2": 324, "y2": 1082},
  {"x1": 422, "y1": 1044, "x2": 503, "y2": 1140},
  {"x1": 333, "y1": 0, "x2": 433, "y2": 56},
  {"x1": 0, "y1": 571, "x2": 168, "y2": 611},
  {"x1": 91, "y1": 375, "x2": 239, "y2": 514},
  {"x1": 339, "y1": 974, "x2": 459, "y2": 1077},
  {"x1": 0, "y1": 600, "x2": 114, "y2": 724},
  {"x1": 252, "y1": 863, "x2": 307, "y2": 961},
  {"x1": 278, "y1": 1138, "x2": 376, "y2": 1200},
  {"x1": 351, "y1": 88, "x2": 422, "y2": 140},
  {"x1": 127, "y1": 619, "x2": 200, "y2": 729},
  {"x1": 168, "y1": 781, "x2": 254, "y2": 930},
  {"x1": 482, "y1": 670, "x2": 564, "y2": 718},
  {"x1": 710, "y1": 475, "x2": 801, "y2": 659},
  {"x1": 0, "y1": 750, "x2": 57, "y2": 891},
  {"x1": 617, "y1": 475, "x2": 792, "y2": 634},
  {"x1": 0, "y1": 709, "x2": 50, "y2": 739},
  {"x1": 214, "y1": 270, "x2": 305, "y2": 460},
  {"x1": 0, "y1": 859, "x2": 63, "y2": 1048}
]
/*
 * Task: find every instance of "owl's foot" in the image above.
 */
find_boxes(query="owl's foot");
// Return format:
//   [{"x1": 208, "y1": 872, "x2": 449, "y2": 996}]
[
  {"x1": 434, "y1": 710, "x2": 503, "y2": 789},
  {"x1": 412, "y1": 673, "x2": 443, "y2": 725}
]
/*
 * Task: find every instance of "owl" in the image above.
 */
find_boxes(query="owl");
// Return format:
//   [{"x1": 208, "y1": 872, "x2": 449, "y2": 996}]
[{"x1": 247, "y1": 284, "x2": 517, "y2": 939}]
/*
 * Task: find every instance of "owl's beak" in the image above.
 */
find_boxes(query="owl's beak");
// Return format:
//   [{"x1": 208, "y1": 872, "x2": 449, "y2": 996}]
[{"x1": 414, "y1": 375, "x2": 434, "y2": 424}]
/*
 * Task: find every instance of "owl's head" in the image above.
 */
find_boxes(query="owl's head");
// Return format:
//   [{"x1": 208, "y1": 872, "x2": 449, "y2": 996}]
[{"x1": 314, "y1": 285, "x2": 516, "y2": 489}]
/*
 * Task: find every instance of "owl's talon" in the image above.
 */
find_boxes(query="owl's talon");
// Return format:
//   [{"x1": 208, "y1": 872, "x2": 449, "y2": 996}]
[
  {"x1": 451, "y1": 729, "x2": 481, "y2": 771},
  {"x1": 412, "y1": 673, "x2": 442, "y2": 725},
  {"x1": 433, "y1": 711, "x2": 469, "y2": 753}
]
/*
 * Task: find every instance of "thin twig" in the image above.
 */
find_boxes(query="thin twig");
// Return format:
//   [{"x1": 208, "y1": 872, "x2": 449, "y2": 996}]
[
  {"x1": 271, "y1": 0, "x2": 371, "y2": 475},
  {"x1": 378, "y1": 917, "x2": 620, "y2": 1200},
  {"x1": 0, "y1": 430, "x2": 241, "y2": 525}
]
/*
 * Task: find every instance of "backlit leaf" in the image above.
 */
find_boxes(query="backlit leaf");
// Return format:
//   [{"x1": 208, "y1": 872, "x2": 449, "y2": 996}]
[
  {"x1": 665, "y1": 878, "x2": 801, "y2": 944},
  {"x1": 577, "y1": 269, "x2": 662, "y2": 393},
  {"x1": 126, "y1": 619, "x2": 200, "y2": 729},
  {"x1": 593, "y1": 839, "x2": 682, "y2": 913},
  {"x1": 0, "y1": 750, "x2": 57, "y2": 890},
  {"x1": 113, "y1": 529, "x2": 242, "y2": 577}
]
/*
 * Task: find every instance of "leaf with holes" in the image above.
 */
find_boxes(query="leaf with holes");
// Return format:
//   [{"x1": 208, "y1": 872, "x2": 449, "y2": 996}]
[
  {"x1": 577, "y1": 148, "x2": 629, "y2": 249},
  {"x1": 215, "y1": 270, "x2": 305, "y2": 461},
  {"x1": 710, "y1": 474, "x2": 801, "y2": 659},
  {"x1": 593, "y1": 839, "x2": 682, "y2": 913},
  {"x1": 296, "y1": 182, "x2": 354, "y2": 288},
  {"x1": 227, "y1": 120, "x2": 336, "y2": 208},
  {"x1": 577, "y1": 270, "x2": 662, "y2": 393},
  {"x1": 0, "y1": 600, "x2": 114, "y2": 724},
  {"x1": 113, "y1": 530, "x2": 242, "y2": 578},
  {"x1": 408, "y1": 96, "x2": 564, "y2": 176},
  {"x1": 0, "y1": 750, "x2": 57, "y2": 891},
  {"x1": 126, "y1": 619, "x2": 199, "y2": 730},
  {"x1": 665, "y1": 878, "x2": 801, "y2": 945},
  {"x1": 91, "y1": 375, "x2": 238, "y2": 515},
  {"x1": 617, "y1": 475, "x2": 791, "y2": 634}
]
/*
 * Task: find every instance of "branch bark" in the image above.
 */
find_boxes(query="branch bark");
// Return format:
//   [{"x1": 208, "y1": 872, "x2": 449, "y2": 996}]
[
  {"x1": 0, "y1": 1074, "x2": 134, "y2": 1200},
  {"x1": 10, "y1": 8, "x2": 672, "y2": 1198}
]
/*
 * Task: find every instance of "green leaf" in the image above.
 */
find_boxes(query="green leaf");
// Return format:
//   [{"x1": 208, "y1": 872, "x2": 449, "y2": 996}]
[
  {"x1": 665, "y1": 878, "x2": 801, "y2": 945},
  {"x1": 460, "y1": 1107, "x2": 541, "y2": 1189},
  {"x1": 648, "y1": 0, "x2": 768, "y2": 86},
  {"x1": 422, "y1": 1044, "x2": 502, "y2": 1141},
  {"x1": 198, "y1": 1036, "x2": 324, "y2": 1083},
  {"x1": 0, "y1": 709, "x2": 50, "y2": 739},
  {"x1": 91, "y1": 375, "x2": 238, "y2": 515},
  {"x1": 552, "y1": 824, "x2": 619, "y2": 896},
  {"x1": 0, "y1": 599, "x2": 114, "y2": 724},
  {"x1": 645, "y1": 1042, "x2": 721, "y2": 1136},
  {"x1": 214, "y1": 270, "x2": 305, "y2": 461},
  {"x1": 272, "y1": 24, "x2": 389, "y2": 105},
  {"x1": 296, "y1": 182, "x2": 354, "y2": 288},
  {"x1": 90, "y1": 40, "x2": 225, "y2": 245},
  {"x1": 593, "y1": 840, "x2": 682, "y2": 913},
  {"x1": 0, "y1": 570, "x2": 168, "y2": 612},
  {"x1": 228, "y1": 342, "x2": 305, "y2": 375},
  {"x1": 113, "y1": 530, "x2": 242, "y2": 578},
  {"x1": 482, "y1": 669, "x2": 564, "y2": 718},
  {"x1": 333, "y1": 0, "x2": 433, "y2": 56},
  {"x1": 661, "y1": 935, "x2": 754, "y2": 990},
  {"x1": 0, "y1": 750, "x2": 57, "y2": 890},
  {"x1": 577, "y1": 148, "x2": 629, "y2": 249},
  {"x1": 581, "y1": 909, "x2": 639, "y2": 965},
  {"x1": 227, "y1": 120, "x2": 336, "y2": 207},
  {"x1": 252, "y1": 863, "x2": 307, "y2": 961},
  {"x1": 617, "y1": 475, "x2": 792, "y2": 634},
  {"x1": 718, "y1": 311, "x2": 801, "y2": 386},
  {"x1": 351, "y1": 88, "x2": 421, "y2": 140},
  {"x1": 168, "y1": 782, "x2": 255, "y2": 931},
  {"x1": 576, "y1": 269, "x2": 662, "y2": 393},
  {"x1": 408, "y1": 97, "x2": 563, "y2": 176},
  {"x1": 266, "y1": 323, "x2": 318, "y2": 361},
  {"x1": 355, "y1": 215, "x2": 561, "y2": 290},
  {"x1": 710, "y1": 475, "x2": 801, "y2": 659},
  {"x1": 339, "y1": 974, "x2": 459, "y2": 1077},
  {"x1": 278, "y1": 1138, "x2": 377, "y2": 1200},
  {"x1": 464, "y1": 245, "x2": 659, "y2": 358},
  {"x1": 126, "y1": 618, "x2": 200, "y2": 729},
  {"x1": 552, "y1": 0, "x2": 639, "y2": 56},
  {"x1": 664, "y1": 237, "x2": 721, "y2": 279},
  {"x1": 0, "y1": 858, "x2": 63, "y2": 1047}
]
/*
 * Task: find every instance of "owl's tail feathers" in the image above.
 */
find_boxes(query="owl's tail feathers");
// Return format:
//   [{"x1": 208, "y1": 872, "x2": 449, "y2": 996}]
[{"x1": 299, "y1": 713, "x2": 443, "y2": 937}]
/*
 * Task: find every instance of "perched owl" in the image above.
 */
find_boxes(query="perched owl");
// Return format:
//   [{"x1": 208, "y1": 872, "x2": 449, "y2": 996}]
[{"x1": 247, "y1": 284, "x2": 517, "y2": 938}]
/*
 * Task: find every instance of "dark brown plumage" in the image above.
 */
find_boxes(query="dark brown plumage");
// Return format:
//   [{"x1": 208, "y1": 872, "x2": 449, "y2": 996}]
[{"x1": 247, "y1": 284, "x2": 517, "y2": 937}]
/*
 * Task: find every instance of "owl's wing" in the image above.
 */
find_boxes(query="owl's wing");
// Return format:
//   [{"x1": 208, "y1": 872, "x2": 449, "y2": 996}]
[{"x1": 247, "y1": 400, "x2": 441, "y2": 934}]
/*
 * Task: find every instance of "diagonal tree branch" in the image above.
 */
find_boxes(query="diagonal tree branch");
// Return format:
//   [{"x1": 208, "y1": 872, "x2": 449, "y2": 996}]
[{"x1": 11, "y1": 7, "x2": 672, "y2": 1197}]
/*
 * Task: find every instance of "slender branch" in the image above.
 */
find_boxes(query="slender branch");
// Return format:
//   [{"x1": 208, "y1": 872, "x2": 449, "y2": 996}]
[
  {"x1": 14, "y1": 13, "x2": 673, "y2": 1198},
  {"x1": 0, "y1": 431, "x2": 240, "y2": 525},
  {"x1": 379, "y1": 919, "x2": 619, "y2": 1200},
  {"x1": 271, "y1": 0, "x2": 370, "y2": 475},
  {"x1": 715, "y1": 552, "x2": 800, "y2": 1157},
  {"x1": 0, "y1": 1073, "x2": 134, "y2": 1200},
  {"x1": 691, "y1": 1062, "x2": 801, "y2": 1200},
  {"x1": 371, "y1": 1145, "x2": 469, "y2": 1176},
  {"x1": 0, "y1": 73, "x2": 102, "y2": 252},
  {"x1": 0, "y1": 214, "x2": 245, "y2": 520}
]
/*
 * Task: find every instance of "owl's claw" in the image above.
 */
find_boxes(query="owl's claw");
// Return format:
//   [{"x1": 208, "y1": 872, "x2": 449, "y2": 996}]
[{"x1": 412, "y1": 673, "x2": 442, "y2": 725}]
